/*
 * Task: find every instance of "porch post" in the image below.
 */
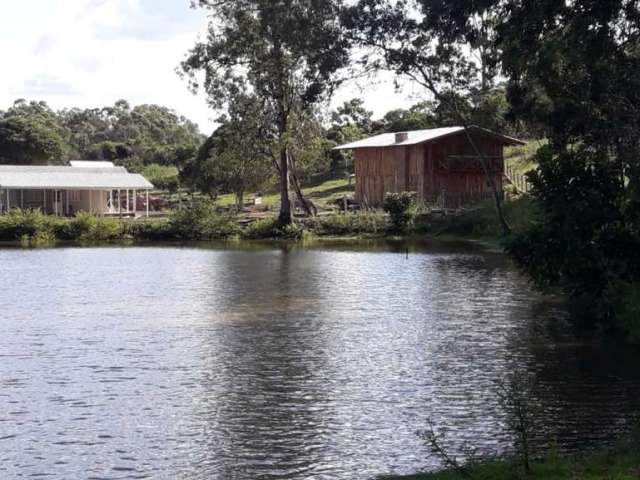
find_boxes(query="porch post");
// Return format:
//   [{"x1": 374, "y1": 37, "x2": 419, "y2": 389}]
[
  {"x1": 66, "y1": 191, "x2": 69, "y2": 216},
  {"x1": 54, "y1": 190, "x2": 57, "y2": 216},
  {"x1": 146, "y1": 190, "x2": 149, "y2": 218},
  {"x1": 89, "y1": 190, "x2": 92, "y2": 213},
  {"x1": 126, "y1": 189, "x2": 130, "y2": 214},
  {"x1": 43, "y1": 189, "x2": 46, "y2": 213},
  {"x1": 20, "y1": 189, "x2": 24, "y2": 209},
  {"x1": 133, "y1": 189, "x2": 137, "y2": 216},
  {"x1": 118, "y1": 190, "x2": 121, "y2": 216},
  {"x1": 6, "y1": 188, "x2": 9, "y2": 211}
]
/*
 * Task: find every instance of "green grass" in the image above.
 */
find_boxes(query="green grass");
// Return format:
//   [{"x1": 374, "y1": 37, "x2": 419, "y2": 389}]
[
  {"x1": 381, "y1": 429, "x2": 640, "y2": 479},
  {"x1": 433, "y1": 197, "x2": 540, "y2": 240},
  {"x1": 505, "y1": 139, "x2": 546, "y2": 177},
  {"x1": 215, "y1": 177, "x2": 354, "y2": 211}
]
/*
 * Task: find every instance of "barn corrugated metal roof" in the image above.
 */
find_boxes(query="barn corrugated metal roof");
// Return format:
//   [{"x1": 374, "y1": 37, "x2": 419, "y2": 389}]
[
  {"x1": 334, "y1": 126, "x2": 526, "y2": 150},
  {"x1": 0, "y1": 165, "x2": 153, "y2": 190}
]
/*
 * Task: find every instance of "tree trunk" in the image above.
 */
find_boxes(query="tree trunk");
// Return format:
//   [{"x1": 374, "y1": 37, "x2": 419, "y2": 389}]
[
  {"x1": 289, "y1": 153, "x2": 317, "y2": 217},
  {"x1": 290, "y1": 170, "x2": 317, "y2": 217},
  {"x1": 278, "y1": 145, "x2": 293, "y2": 225},
  {"x1": 235, "y1": 189, "x2": 244, "y2": 213}
]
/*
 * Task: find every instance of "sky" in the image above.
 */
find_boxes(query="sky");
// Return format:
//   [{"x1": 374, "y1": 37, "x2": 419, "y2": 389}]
[{"x1": 0, "y1": 0, "x2": 422, "y2": 134}]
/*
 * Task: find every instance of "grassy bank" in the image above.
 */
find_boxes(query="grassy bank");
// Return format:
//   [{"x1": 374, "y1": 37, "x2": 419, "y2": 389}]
[
  {"x1": 0, "y1": 206, "x2": 390, "y2": 244},
  {"x1": 214, "y1": 177, "x2": 354, "y2": 211},
  {"x1": 0, "y1": 197, "x2": 538, "y2": 246},
  {"x1": 382, "y1": 429, "x2": 640, "y2": 480},
  {"x1": 431, "y1": 197, "x2": 539, "y2": 242}
]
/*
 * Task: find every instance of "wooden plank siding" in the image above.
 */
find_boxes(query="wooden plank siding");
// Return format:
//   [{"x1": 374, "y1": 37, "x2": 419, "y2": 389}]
[{"x1": 354, "y1": 131, "x2": 505, "y2": 207}]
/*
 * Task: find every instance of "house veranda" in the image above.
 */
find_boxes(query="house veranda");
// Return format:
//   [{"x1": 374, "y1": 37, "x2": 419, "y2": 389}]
[{"x1": 0, "y1": 161, "x2": 154, "y2": 217}]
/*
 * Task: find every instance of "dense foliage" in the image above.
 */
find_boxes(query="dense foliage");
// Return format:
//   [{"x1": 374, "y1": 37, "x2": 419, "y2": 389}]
[
  {"x1": 496, "y1": 1, "x2": 640, "y2": 338},
  {"x1": 182, "y1": 95, "x2": 275, "y2": 207},
  {"x1": 0, "y1": 99, "x2": 204, "y2": 171}
]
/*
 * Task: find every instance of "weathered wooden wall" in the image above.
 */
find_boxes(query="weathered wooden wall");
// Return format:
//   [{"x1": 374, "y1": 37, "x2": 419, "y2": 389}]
[{"x1": 354, "y1": 131, "x2": 505, "y2": 206}]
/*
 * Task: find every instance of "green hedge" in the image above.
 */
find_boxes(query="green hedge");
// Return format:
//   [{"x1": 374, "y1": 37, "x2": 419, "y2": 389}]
[
  {"x1": 0, "y1": 204, "x2": 241, "y2": 244},
  {"x1": 305, "y1": 211, "x2": 387, "y2": 236},
  {"x1": 0, "y1": 209, "x2": 55, "y2": 242},
  {"x1": 0, "y1": 208, "x2": 392, "y2": 244}
]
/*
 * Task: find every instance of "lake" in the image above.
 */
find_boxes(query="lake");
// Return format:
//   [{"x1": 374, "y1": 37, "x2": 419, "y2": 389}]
[{"x1": 1, "y1": 241, "x2": 639, "y2": 479}]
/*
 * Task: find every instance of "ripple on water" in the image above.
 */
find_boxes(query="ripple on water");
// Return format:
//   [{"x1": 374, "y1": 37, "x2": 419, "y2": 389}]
[{"x1": 0, "y1": 245, "x2": 639, "y2": 479}]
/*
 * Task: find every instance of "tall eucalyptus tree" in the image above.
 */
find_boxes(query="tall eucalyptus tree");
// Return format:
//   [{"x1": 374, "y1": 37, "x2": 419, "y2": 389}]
[{"x1": 182, "y1": 0, "x2": 350, "y2": 224}]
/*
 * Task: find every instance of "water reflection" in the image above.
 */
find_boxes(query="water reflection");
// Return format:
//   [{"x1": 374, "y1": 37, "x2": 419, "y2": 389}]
[{"x1": 0, "y1": 242, "x2": 638, "y2": 479}]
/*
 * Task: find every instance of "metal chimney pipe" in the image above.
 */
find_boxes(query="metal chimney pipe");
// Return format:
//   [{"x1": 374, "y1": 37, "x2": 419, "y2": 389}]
[{"x1": 395, "y1": 132, "x2": 408, "y2": 143}]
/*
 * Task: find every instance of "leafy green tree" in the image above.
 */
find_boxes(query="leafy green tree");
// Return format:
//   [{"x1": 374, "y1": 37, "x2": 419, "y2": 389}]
[
  {"x1": 185, "y1": 95, "x2": 274, "y2": 209},
  {"x1": 143, "y1": 164, "x2": 180, "y2": 193},
  {"x1": 506, "y1": 146, "x2": 636, "y2": 326},
  {"x1": 378, "y1": 101, "x2": 438, "y2": 133},
  {"x1": 497, "y1": 0, "x2": 640, "y2": 333},
  {"x1": 181, "y1": 0, "x2": 350, "y2": 224},
  {"x1": 289, "y1": 107, "x2": 334, "y2": 188},
  {"x1": 58, "y1": 107, "x2": 111, "y2": 158},
  {"x1": 331, "y1": 98, "x2": 374, "y2": 133},
  {"x1": 0, "y1": 98, "x2": 203, "y2": 168},
  {"x1": 59, "y1": 100, "x2": 204, "y2": 168},
  {"x1": 0, "y1": 115, "x2": 68, "y2": 165},
  {"x1": 326, "y1": 99, "x2": 374, "y2": 178}
]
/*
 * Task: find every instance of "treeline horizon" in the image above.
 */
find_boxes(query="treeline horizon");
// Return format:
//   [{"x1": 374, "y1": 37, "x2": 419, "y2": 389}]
[
  {"x1": 0, "y1": 98, "x2": 204, "y2": 171},
  {"x1": 0, "y1": 86, "x2": 536, "y2": 192}
]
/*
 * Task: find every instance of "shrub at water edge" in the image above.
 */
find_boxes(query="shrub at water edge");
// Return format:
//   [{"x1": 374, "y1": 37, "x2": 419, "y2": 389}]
[
  {"x1": 0, "y1": 209, "x2": 55, "y2": 242},
  {"x1": 54, "y1": 212, "x2": 122, "y2": 241},
  {"x1": 383, "y1": 192, "x2": 417, "y2": 233},
  {"x1": 306, "y1": 211, "x2": 387, "y2": 236},
  {"x1": 242, "y1": 217, "x2": 303, "y2": 240},
  {"x1": 168, "y1": 200, "x2": 240, "y2": 240}
]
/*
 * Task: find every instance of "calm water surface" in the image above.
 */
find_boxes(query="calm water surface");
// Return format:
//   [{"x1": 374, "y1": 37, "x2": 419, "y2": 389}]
[{"x1": 1, "y1": 242, "x2": 639, "y2": 479}]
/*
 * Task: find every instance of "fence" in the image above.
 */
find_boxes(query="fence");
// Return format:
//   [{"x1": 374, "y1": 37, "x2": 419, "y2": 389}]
[
  {"x1": 505, "y1": 164, "x2": 532, "y2": 193},
  {"x1": 424, "y1": 191, "x2": 503, "y2": 210}
]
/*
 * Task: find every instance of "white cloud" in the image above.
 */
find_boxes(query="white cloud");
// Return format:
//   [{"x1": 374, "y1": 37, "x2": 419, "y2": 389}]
[
  {"x1": 0, "y1": 0, "x2": 214, "y2": 131},
  {"x1": 0, "y1": 0, "x2": 417, "y2": 133}
]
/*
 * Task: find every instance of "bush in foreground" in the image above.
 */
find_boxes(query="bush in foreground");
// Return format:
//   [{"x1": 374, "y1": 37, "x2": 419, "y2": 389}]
[
  {"x1": 383, "y1": 192, "x2": 417, "y2": 233},
  {"x1": 0, "y1": 209, "x2": 55, "y2": 241},
  {"x1": 168, "y1": 200, "x2": 240, "y2": 240},
  {"x1": 55, "y1": 212, "x2": 122, "y2": 241},
  {"x1": 242, "y1": 217, "x2": 304, "y2": 240},
  {"x1": 306, "y1": 211, "x2": 387, "y2": 236}
]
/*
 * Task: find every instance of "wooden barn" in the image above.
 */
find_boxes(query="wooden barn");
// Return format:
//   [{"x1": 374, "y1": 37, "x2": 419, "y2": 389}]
[{"x1": 335, "y1": 126, "x2": 526, "y2": 207}]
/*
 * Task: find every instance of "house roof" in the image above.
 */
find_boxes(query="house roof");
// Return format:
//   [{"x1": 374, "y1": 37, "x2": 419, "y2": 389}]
[
  {"x1": 0, "y1": 165, "x2": 153, "y2": 190},
  {"x1": 334, "y1": 126, "x2": 526, "y2": 150},
  {"x1": 69, "y1": 160, "x2": 116, "y2": 168}
]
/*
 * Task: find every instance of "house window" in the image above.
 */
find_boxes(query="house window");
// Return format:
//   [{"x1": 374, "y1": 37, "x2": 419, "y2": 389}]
[{"x1": 70, "y1": 191, "x2": 81, "y2": 202}]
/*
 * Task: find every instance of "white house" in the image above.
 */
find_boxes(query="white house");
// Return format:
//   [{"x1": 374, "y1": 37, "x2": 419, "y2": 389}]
[{"x1": 0, "y1": 161, "x2": 154, "y2": 217}]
